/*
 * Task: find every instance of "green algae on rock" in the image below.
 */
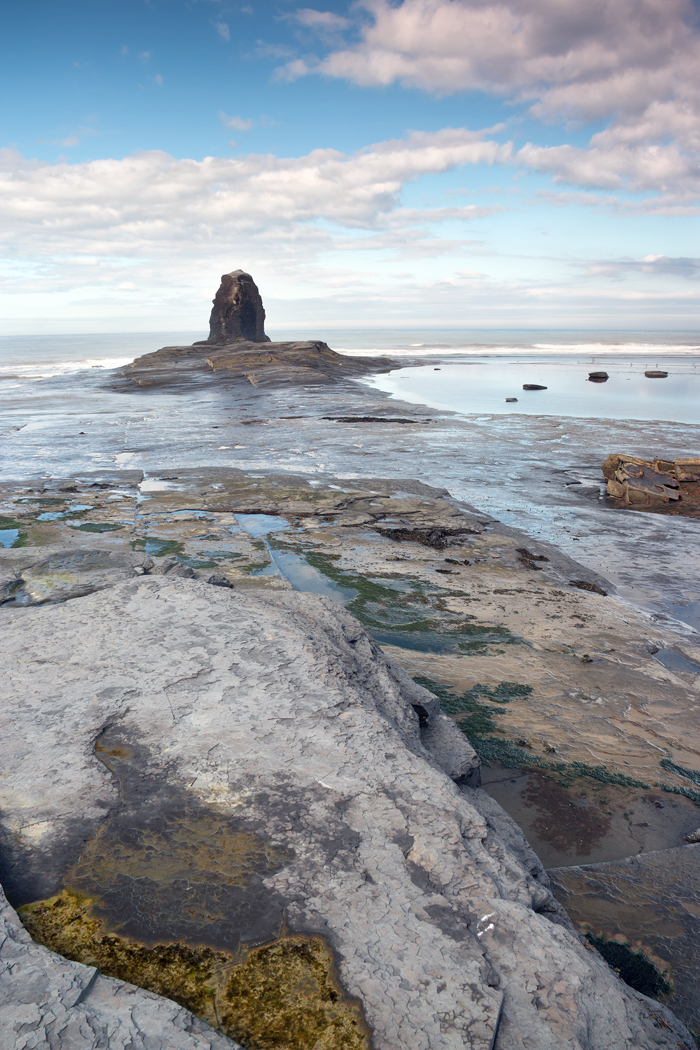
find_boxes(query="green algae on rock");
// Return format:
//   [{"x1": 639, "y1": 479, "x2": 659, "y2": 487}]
[
  {"x1": 19, "y1": 892, "x2": 369, "y2": 1050},
  {"x1": 417, "y1": 676, "x2": 655, "y2": 790},
  {"x1": 19, "y1": 891, "x2": 228, "y2": 1021},
  {"x1": 221, "y1": 938, "x2": 369, "y2": 1050}
]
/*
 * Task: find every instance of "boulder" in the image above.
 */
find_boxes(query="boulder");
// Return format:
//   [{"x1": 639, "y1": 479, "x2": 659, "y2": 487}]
[
  {"x1": 601, "y1": 454, "x2": 700, "y2": 515},
  {"x1": 1, "y1": 578, "x2": 694, "y2": 1049},
  {"x1": 204, "y1": 270, "x2": 270, "y2": 345}
]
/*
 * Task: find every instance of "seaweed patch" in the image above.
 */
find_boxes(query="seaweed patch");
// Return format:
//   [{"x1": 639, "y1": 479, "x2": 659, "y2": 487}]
[{"x1": 20, "y1": 893, "x2": 369, "y2": 1050}]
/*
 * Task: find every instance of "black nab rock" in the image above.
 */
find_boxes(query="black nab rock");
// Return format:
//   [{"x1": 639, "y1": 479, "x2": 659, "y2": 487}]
[{"x1": 207, "y1": 270, "x2": 270, "y2": 344}]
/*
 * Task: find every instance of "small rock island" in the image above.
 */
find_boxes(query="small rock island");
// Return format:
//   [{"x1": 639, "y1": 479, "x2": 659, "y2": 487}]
[{"x1": 119, "y1": 270, "x2": 392, "y2": 388}]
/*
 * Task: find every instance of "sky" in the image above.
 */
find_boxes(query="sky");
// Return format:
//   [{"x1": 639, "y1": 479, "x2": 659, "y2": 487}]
[{"x1": 1, "y1": 0, "x2": 699, "y2": 333}]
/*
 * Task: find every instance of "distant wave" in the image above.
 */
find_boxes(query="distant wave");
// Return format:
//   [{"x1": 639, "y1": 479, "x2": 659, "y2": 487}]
[
  {"x1": 335, "y1": 341, "x2": 700, "y2": 358},
  {"x1": 0, "y1": 357, "x2": 133, "y2": 380}
]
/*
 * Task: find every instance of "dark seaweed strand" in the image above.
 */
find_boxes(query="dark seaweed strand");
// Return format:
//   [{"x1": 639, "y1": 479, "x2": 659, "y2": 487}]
[{"x1": 585, "y1": 934, "x2": 672, "y2": 1000}]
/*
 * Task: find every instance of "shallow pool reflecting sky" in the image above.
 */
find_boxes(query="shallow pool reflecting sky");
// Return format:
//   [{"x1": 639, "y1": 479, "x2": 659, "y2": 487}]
[{"x1": 364, "y1": 357, "x2": 700, "y2": 425}]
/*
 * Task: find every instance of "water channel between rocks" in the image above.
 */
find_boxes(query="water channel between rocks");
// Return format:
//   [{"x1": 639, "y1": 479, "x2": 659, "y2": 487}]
[{"x1": 232, "y1": 516, "x2": 700, "y2": 869}]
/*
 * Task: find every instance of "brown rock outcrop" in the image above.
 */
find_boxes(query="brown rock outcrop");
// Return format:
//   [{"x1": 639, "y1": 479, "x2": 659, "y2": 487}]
[
  {"x1": 204, "y1": 270, "x2": 270, "y2": 344},
  {"x1": 602, "y1": 454, "x2": 700, "y2": 515}
]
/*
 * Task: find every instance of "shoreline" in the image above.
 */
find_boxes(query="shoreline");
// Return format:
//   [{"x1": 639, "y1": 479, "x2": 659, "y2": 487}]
[{"x1": 3, "y1": 348, "x2": 699, "y2": 629}]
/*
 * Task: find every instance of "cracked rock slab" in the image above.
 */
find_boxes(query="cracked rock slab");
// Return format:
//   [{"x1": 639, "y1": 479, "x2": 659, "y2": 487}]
[{"x1": 0, "y1": 577, "x2": 694, "y2": 1050}]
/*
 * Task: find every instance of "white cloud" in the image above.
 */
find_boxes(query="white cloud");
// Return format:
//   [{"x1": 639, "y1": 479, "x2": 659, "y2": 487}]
[
  {"x1": 154, "y1": 74, "x2": 163, "y2": 86},
  {"x1": 214, "y1": 21, "x2": 230, "y2": 41},
  {"x1": 52, "y1": 137, "x2": 80, "y2": 148},
  {"x1": 0, "y1": 129, "x2": 507, "y2": 261},
  {"x1": 293, "y1": 8, "x2": 349, "y2": 32},
  {"x1": 295, "y1": 8, "x2": 348, "y2": 29},
  {"x1": 296, "y1": 0, "x2": 698, "y2": 113},
  {"x1": 280, "y1": 0, "x2": 700, "y2": 199},
  {"x1": 584, "y1": 255, "x2": 700, "y2": 279},
  {"x1": 1, "y1": 127, "x2": 698, "y2": 330},
  {"x1": 219, "y1": 112, "x2": 254, "y2": 132}
]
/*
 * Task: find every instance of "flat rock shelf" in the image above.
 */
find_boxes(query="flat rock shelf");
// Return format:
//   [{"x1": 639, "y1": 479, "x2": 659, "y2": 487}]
[{"x1": 1, "y1": 576, "x2": 695, "y2": 1049}]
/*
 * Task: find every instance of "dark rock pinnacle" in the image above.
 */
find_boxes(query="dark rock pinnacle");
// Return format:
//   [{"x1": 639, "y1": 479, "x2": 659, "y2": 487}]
[{"x1": 206, "y1": 270, "x2": 270, "y2": 344}]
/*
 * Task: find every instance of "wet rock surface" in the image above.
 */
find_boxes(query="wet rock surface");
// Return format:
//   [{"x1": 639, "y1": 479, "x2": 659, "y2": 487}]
[
  {"x1": 2, "y1": 576, "x2": 695, "y2": 1049},
  {"x1": 602, "y1": 454, "x2": 700, "y2": 516},
  {"x1": 0, "y1": 546, "x2": 153, "y2": 605},
  {"x1": 550, "y1": 846, "x2": 700, "y2": 1036},
  {"x1": 118, "y1": 339, "x2": 393, "y2": 390},
  {"x1": 2, "y1": 468, "x2": 699, "y2": 801}
]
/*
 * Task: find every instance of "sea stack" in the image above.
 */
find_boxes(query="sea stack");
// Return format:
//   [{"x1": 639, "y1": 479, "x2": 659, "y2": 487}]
[{"x1": 206, "y1": 269, "x2": 270, "y2": 344}]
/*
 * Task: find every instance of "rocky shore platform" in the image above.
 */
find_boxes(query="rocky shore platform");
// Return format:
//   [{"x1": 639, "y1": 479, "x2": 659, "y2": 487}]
[
  {"x1": 3, "y1": 273, "x2": 699, "y2": 1047},
  {"x1": 116, "y1": 271, "x2": 394, "y2": 390},
  {"x1": 117, "y1": 338, "x2": 394, "y2": 390},
  {"x1": 2, "y1": 467, "x2": 700, "y2": 1049}
]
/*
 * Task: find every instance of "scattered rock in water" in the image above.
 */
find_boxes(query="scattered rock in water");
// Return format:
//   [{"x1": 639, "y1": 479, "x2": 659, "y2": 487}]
[
  {"x1": 505, "y1": 397, "x2": 518, "y2": 402},
  {"x1": 523, "y1": 384, "x2": 547, "y2": 390},
  {"x1": 588, "y1": 371, "x2": 609, "y2": 382},
  {"x1": 645, "y1": 370, "x2": 668, "y2": 378},
  {"x1": 684, "y1": 828, "x2": 700, "y2": 844},
  {"x1": 602, "y1": 454, "x2": 700, "y2": 516}
]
